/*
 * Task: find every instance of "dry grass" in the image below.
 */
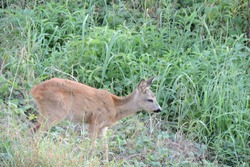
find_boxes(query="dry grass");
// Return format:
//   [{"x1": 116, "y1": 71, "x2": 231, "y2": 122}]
[{"x1": 0, "y1": 113, "x2": 212, "y2": 167}]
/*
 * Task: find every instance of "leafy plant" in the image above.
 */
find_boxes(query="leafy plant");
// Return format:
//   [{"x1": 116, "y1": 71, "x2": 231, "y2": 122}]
[{"x1": 0, "y1": 0, "x2": 249, "y2": 166}]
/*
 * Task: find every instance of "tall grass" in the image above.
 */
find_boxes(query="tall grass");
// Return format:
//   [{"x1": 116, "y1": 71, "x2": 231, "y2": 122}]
[{"x1": 0, "y1": 0, "x2": 249, "y2": 166}]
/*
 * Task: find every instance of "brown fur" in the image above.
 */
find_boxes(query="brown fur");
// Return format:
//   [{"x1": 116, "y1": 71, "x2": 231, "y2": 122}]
[{"x1": 31, "y1": 77, "x2": 161, "y2": 160}]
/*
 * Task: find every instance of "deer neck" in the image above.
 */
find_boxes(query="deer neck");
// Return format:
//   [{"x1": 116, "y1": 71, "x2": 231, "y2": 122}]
[{"x1": 113, "y1": 90, "x2": 140, "y2": 121}]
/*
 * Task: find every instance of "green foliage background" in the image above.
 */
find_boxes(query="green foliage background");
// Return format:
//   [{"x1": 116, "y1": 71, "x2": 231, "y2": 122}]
[{"x1": 0, "y1": 0, "x2": 249, "y2": 166}]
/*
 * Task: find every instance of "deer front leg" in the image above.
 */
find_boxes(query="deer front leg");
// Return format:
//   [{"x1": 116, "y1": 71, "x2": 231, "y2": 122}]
[
  {"x1": 99, "y1": 127, "x2": 109, "y2": 161},
  {"x1": 87, "y1": 123, "x2": 99, "y2": 158}
]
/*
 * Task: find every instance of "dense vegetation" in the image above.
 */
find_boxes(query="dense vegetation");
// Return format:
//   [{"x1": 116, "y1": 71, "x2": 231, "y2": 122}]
[{"x1": 0, "y1": 0, "x2": 249, "y2": 166}]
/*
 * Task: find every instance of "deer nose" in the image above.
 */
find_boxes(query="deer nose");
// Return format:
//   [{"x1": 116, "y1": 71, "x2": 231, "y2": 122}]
[{"x1": 153, "y1": 109, "x2": 161, "y2": 113}]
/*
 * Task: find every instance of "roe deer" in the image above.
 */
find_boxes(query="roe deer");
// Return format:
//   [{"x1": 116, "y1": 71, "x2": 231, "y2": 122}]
[{"x1": 31, "y1": 76, "x2": 162, "y2": 161}]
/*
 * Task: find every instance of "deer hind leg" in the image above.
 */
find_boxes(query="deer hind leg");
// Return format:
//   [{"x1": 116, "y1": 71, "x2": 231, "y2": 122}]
[
  {"x1": 32, "y1": 102, "x2": 47, "y2": 133},
  {"x1": 32, "y1": 116, "x2": 44, "y2": 133},
  {"x1": 32, "y1": 114, "x2": 66, "y2": 133},
  {"x1": 32, "y1": 101, "x2": 69, "y2": 133}
]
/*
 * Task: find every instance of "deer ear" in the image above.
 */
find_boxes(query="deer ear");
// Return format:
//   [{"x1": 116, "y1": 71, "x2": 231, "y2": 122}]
[
  {"x1": 137, "y1": 79, "x2": 147, "y2": 93},
  {"x1": 137, "y1": 76, "x2": 155, "y2": 92},
  {"x1": 146, "y1": 76, "x2": 155, "y2": 87}
]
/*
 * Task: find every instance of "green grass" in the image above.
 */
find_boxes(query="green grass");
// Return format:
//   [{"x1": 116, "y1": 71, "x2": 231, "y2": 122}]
[{"x1": 0, "y1": 0, "x2": 249, "y2": 166}]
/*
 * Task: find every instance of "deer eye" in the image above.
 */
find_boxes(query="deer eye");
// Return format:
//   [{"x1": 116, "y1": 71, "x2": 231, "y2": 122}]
[{"x1": 147, "y1": 99, "x2": 153, "y2": 102}]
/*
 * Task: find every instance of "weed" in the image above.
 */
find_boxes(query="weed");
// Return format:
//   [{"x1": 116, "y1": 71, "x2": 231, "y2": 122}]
[{"x1": 0, "y1": 0, "x2": 249, "y2": 166}]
